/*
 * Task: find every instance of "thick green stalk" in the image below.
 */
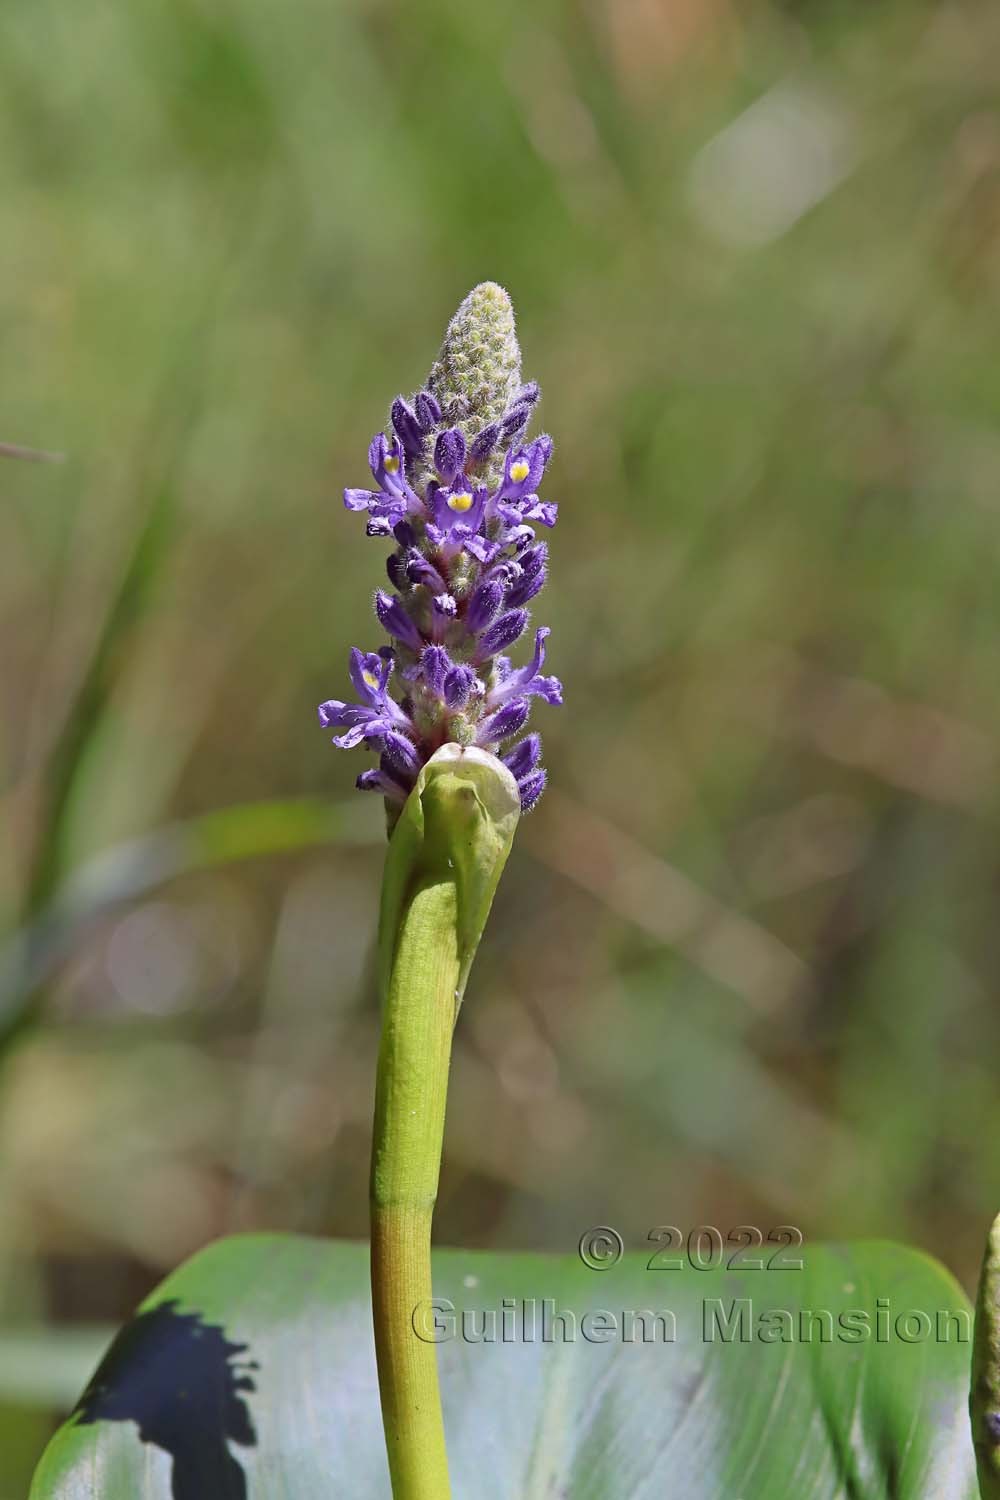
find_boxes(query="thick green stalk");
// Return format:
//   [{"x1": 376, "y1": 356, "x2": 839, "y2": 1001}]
[
  {"x1": 370, "y1": 745, "x2": 520, "y2": 1500},
  {"x1": 371, "y1": 874, "x2": 458, "y2": 1498}
]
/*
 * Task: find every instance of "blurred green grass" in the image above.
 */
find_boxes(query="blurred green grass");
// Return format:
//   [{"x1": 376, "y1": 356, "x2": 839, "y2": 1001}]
[{"x1": 3, "y1": 0, "x2": 1000, "y2": 1488}]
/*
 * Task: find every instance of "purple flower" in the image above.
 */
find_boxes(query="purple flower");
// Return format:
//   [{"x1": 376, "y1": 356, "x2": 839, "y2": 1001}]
[
  {"x1": 318, "y1": 649, "x2": 410, "y2": 749},
  {"x1": 505, "y1": 542, "x2": 548, "y2": 606},
  {"x1": 344, "y1": 434, "x2": 421, "y2": 521},
  {"x1": 516, "y1": 769, "x2": 547, "y2": 812},
  {"x1": 469, "y1": 423, "x2": 500, "y2": 465},
  {"x1": 478, "y1": 609, "x2": 529, "y2": 660},
  {"x1": 487, "y1": 628, "x2": 562, "y2": 707},
  {"x1": 492, "y1": 437, "x2": 557, "y2": 529},
  {"x1": 502, "y1": 733, "x2": 547, "y2": 812},
  {"x1": 514, "y1": 496, "x2": 559, "y2": 528},
  {"x1": 434, "y1": 428, "x2": 467, "y2": 483},
  {"x1": 478, "y1": 697, "x2": 530, "y2": 746},
  {"x1": 429, "y1": 481, "x2": 487, "y2": 538},
  {"x1": 391, "y1": 398, "x2": 427, "y2": 460},
  {"x1": 502, "y1": 733, "x2": 542, "y2": 781},
  {"x1": 444, "y1": 664, "x2": 475, "y2": 708},
  {"x1": 466, "y1": 574, "x2": 505, "y2": 634},
  {"x1": 382, "y1": 729, "x2": 422, "y2": 776},
  {"x1": 495, "y1": 436, "x2": 552, "y2": 505},
  {"x1": 321, "y1": 284, "x2": 561, "y2": 814},
  {"x1": 415, "y1": 391, "x2": 441, "y2": 431},
  {"x1": 420, "y1": 646, "x2": 451, "y2": 698},
  {"x1": 404, "y1": 551, "x2": 447, "y2": 593},
  {"x1": 501, "y1": 389, "x2": 539, "y2": 444},
  {"x1": 375, "y1": 590, "x2": 424, "y2": 652}
]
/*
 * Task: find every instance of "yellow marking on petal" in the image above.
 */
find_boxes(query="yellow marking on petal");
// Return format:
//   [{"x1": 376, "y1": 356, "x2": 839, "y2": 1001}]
[
  {"x1": 447, "y1": 491, "x2": 474, "y2": 513},
  {"x1": 363, "y1": 670, "x2": 380, "y2": 691},
  {"x1": 510, "y1": 459, "x2": 530, "y2": 483},
  {"x1": 384, "y1": 455, "x2": 400, "y2": 474}
]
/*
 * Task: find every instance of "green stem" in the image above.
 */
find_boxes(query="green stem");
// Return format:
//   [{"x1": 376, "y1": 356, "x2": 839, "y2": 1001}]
[
  {"x1": 368, "y1": 746, "x2": 520, "y2": 1500},
  {"x1": 371, "y1": 875, "x2": 458, "y2": 1498}
]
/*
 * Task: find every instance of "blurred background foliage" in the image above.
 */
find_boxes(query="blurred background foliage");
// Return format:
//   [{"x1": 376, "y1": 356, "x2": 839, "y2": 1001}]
[{"x1": 3, "y1": 0, "x2": 1000, "y2": 1487}]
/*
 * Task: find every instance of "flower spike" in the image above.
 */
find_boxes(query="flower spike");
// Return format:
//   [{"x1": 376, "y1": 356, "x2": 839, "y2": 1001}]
[{"x1": 319, "y1": 283, "x2": 561, "y2": 818}]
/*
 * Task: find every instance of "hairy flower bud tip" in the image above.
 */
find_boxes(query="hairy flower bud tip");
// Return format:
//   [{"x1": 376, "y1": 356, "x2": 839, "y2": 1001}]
[
  {"x1": 428, "y1": 283, "x2": 521, "y2": 437},
  {"x1": 319, "y1": 285, "x2": 561, "y2": 815}
]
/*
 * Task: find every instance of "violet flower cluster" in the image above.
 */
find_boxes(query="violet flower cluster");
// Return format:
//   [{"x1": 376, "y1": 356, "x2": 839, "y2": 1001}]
[{"x1": 318, "y1": 283, "x2": 561, "y2": 818}]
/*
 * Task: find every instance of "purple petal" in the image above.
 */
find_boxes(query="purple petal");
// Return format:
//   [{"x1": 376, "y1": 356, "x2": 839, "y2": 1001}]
[
  {"x1": 348, "y1": 647, "x2": 382, "y2": 704},
  {"x1": 486, "y1": 627, "x2": 560, "y2": 707},
  {"x1": 405, "y1": 551, "x2": 446, "y2": 592},
  {"x1": 532, "y1": 674, "x2": 563, "y2": 706},
  {"x1": 479, "y1": 609, "x2": 529, "y2": 658},
  {"x1": 391, "y1": 397, "x2": 424, "y2": 458},
  {"x1": 331, "y1": 719, "x2": 379, "y2": 750},
  {"x1": 528, "y1": 434, "x2": 552, "y2": 485},
  {"x1": 344, "y1": 487, "x2": 378, "y2": 512},
  {"x1": 520, "y1": 541, "x2": 548, "y2": 578},
  {"x1": 375, "y1": 590, "x2": 423, "y2": 652},
  {"x1": 317, "y1": 698, "x2": 355, "y2": 729},
  {"x1": 501, "y1": 405, "x2": 530, "y2": 439},
  {"x1": 382, "y1": 729, "x2": 422, "y2": 776},
  {"x1": 444, "y1": 664, "x2": 475, "y2": 709},
  {"x1": 431, "y1": 483, "x2": 487, "y2": 535},
  {"x1": 478, "y1": 697, "x2": 530, "y2": 745},
  {"x1": 420, "y1": 645, "x2": 451, "y2": 697},
  {"x1": 522, "y1": 626, "x2": 550, "y2": 679},
  {"x1": 502, "y1": 733, "x2": 542, "y2": 780},
  {"x1": 466, "y1": 575, "x2": 505, "y2": 634},
  {"x1": 368, "y1": 433, "x2": 390, "y2": 477},
  {"x1": 415, "y1": 391, "x2": 441, "y2": 431},
  {"x1": 522, "y1": 498, "x2": 558, "y2": 528},
  {"x1": 507, "y1": 525, "x2": 536, "y2": 551},
  {"x1": 434, "y1": 428, "x2": 467, "y2": 482},
  {"x1": 518, "y1": 768, "x2": 547, "y2": 812},
  {"x1": 506, "y1": 565, "x2": 546, "y2": 607},
  {"x1": 469, "y1": 422, "x2": 500, "y2": 463},
  {"x1": 462, "y1": 533, "x2": 499, "y2": 565}
]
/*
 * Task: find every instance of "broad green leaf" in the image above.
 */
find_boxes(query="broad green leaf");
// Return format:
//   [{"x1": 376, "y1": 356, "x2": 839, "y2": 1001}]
[{"x1": 31, "y1": 1233, "x2": 976, "y2": 1499}]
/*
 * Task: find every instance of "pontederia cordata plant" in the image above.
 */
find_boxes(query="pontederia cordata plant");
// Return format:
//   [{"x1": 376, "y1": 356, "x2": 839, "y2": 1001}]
[
  {"x1": 27, "y1": 287, "x2": 991, "y2": 1500},
  {"x1": 320, "y1": 284, "x2": 560, "y2": 1498}
]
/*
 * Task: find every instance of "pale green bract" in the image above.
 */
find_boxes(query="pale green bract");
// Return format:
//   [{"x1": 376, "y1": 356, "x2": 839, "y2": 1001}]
[{"x1": 377, "y1": 744, "x2": 520, "y2": 1022}]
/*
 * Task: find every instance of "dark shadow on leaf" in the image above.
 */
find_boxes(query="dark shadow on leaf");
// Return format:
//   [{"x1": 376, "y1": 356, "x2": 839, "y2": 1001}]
[{"x1": 74, "y1": 1298, "x2": 258, "y2": 1500}]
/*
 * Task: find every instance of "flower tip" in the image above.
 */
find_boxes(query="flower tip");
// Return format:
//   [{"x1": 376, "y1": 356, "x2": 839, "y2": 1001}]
[
  {"x1": 428, "y1": 282, "x2": 522, "y2": 433},
  {"x1": 466, "y1": 280, "x2": 512, "y2": 310}
]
